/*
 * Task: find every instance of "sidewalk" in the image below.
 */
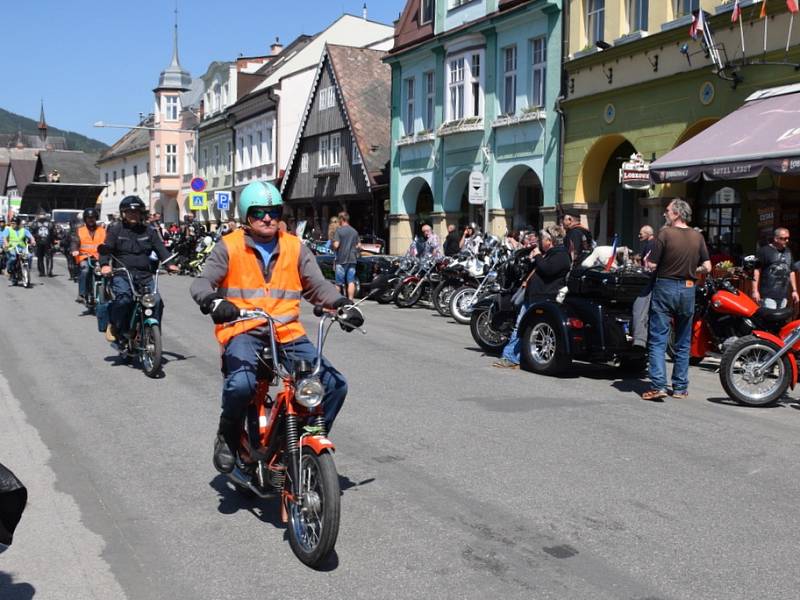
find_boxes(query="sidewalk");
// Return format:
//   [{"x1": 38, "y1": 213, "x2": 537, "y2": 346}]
[{"x1": 0, "y1": 370, "x2": 126, "y2": 600}]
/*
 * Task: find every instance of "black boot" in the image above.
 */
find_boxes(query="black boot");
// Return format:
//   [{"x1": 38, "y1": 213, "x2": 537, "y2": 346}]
[{"x1": 213, "y1": 416, "x2": 240, "y2": 473}]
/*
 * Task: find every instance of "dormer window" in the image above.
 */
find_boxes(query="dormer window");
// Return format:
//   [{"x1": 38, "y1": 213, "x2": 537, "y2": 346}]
[{"x1": 421, "y1": 0, "x2": 433, "y2": 25}]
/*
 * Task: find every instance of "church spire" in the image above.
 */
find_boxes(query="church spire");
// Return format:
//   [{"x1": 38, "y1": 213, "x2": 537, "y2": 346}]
[
  {"x1": 169, "y1": 2, "x2": 180, "y2": 67},
  {"x1": 38, "y1": 99, "x2": 47, "y2": 143}
]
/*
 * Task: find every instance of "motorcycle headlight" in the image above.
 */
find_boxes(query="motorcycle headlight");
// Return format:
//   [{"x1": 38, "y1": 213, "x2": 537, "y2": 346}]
[
  {"x1": 141, "y1": 293, "x2": 157, "y2": 308},
  {"x1": 485, "y1": 270, "x2": 498, "y2": 283},
  {"x1": 295, "y1": 377, "x2": 324, "y2": 408}
]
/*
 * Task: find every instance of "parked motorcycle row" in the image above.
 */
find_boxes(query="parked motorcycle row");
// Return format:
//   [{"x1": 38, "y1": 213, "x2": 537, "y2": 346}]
[
  {"x1": 358, "y1": 238, "x2": 800, "y2": 409},
  {"x1": 162, "y1": 224, "x2": 229, "y2": 276}
]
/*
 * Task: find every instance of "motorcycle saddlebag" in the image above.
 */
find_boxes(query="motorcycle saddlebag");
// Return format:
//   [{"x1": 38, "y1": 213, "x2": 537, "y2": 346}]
[
  {"x1": 567, "y1": 267, "x2": 650, "y2": 304},
  {"x1": 96, "y1": 301, "x2": 112, "y2": 333},
  {"x1": 0, "y1": 462, "x2": 27, "y2": 546}
]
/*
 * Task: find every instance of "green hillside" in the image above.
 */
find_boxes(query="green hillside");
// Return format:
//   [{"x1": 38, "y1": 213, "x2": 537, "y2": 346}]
[{"x1": 0, "y1": 107, "x2": 108, "y2": 153}]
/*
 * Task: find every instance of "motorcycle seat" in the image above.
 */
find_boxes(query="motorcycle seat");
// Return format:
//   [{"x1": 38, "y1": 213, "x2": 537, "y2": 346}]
[{"x1": 754, "y1": 306, "x2": 793, "y2": 325}]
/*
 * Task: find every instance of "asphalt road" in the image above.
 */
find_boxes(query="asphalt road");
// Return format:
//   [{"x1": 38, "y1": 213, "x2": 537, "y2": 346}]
[{"x1": 2, "y1": 261, "x2": 800, "y2": 599}]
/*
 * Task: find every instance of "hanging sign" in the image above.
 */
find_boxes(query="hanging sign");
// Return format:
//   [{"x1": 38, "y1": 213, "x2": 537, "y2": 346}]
[
  {"x1": 619, "y1": 153, "x2": 651, "y2": 190},
  {"x1": 468, "y1": 171, "x2": 486, "y2": 205}
]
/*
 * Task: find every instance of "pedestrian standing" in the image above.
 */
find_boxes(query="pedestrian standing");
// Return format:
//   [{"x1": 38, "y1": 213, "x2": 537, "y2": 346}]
[
  {"x1": 420, "y1": 223, "x2": 442, "y2": 259},
  {"x1": 642, "y1": 199, "x2": 711, "y2": 401},
  {"x1": 561, "y1": 210, "x2": 594, "y2": 265},
  {"x1": 443, "y1": 224, "x2": 460, "y2": 256},
  {"x1": 752, "y1": 227, "x2": 798, "y2": 309},
  {"x1": 632, "y1": 225, "x2": 655, "y2": 348},
  {"x1": 333, "y1": 211, "x2": 360, "y2": 300}
]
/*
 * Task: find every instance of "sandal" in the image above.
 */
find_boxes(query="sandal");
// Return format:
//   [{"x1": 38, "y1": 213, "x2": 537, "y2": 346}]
[
  {"x1": 671, "y1": 390, "x2": 689, "y2": 400},
  {"x1": 641, "y1": 389, "x2": 667, "y2": 401}
]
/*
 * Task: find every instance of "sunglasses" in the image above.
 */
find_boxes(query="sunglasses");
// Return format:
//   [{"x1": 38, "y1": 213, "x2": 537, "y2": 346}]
[
  {"x1": 778, "y1": 236, "x2": 790, "y2": 241},
  {"x1": 249, "y1": 207, "x2": 283, "y2": 221}
]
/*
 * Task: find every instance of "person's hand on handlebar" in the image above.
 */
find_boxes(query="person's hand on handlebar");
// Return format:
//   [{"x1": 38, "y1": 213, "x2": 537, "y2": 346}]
[
  {"x1": 100, "y1": 265, "x2": 112, "y2": 277},
  {"x1": 201, "y1": 295, "x2": 240, "y2": 324},
  {"x1": 332, "y1": 297, "x2": 364, "y2": 331},
  {"x1": 167, "y1": 264, "x2": 179, "y2": 273}
]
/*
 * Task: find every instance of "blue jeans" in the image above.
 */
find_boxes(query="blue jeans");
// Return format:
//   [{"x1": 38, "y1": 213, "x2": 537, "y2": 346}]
[
  {"x1": 501, "y1": 301, "x2": 531, "y2": 364},
  {"x1": 78, "y1": 260, "x2": 93, "y2": 298},
  {"x1": 110, "y1": 273, "x2": 161, "y2": 334},
  {"x1": 335, "y1": 263, "x2": 357, "y2": 286},
  {"x1": 221, "y1": 332, "x2": 347, "y2": 432},
  {"x1": 648, "y1": 278, "x2": 695, "y2": 392}
]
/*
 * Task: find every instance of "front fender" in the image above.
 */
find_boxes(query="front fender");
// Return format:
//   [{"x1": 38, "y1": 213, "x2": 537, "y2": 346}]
[
  {"x1": 518, "y1": 300, "x2": 571, "y2": 355},
  {"x1": 752, "y1": 331, "x2": 798, "y2": 390},
  {"x1": 472, "y1": 293, "x2": 498, "y2": 311},
  {"x1": 301, "y1": 435, "x2": 336, "y2": 454},
  {"x1": 401, "y1": 275, "x2": 420, "y2": 285}
]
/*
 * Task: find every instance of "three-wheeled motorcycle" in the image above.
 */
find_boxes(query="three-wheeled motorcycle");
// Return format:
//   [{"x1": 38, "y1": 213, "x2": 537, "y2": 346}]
[{"x1": 517, "y1": 267, "x2": 652, "y2": 376}]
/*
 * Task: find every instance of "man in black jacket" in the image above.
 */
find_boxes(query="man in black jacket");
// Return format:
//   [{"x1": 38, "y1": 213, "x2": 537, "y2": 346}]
[
  {"x1": 99, "y1": 196, "x2": 177, "y2": 344},
  {"x1": 494, "y1": 225, "x2": 570, "y2": 368},
  {"x1": 32, "y1": 212, "x2": 57, "y2": 277}
]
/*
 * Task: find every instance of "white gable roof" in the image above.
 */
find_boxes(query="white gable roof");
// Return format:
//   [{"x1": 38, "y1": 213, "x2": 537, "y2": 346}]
[{"x1": 249, "y1": 14, "x2": 393, "y2": 94}]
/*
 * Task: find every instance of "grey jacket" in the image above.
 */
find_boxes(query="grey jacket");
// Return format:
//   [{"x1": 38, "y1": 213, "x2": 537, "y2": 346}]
[{"x1": 190, "y1": 232, "x2": 342, "y2": 314}]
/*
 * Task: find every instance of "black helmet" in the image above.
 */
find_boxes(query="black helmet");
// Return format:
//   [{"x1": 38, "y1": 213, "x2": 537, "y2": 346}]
[
  {"x1": 119, "y1": 195, "x2": 146, "y2": 214},
  {"x1": 12, "y1": 216, "x2": 22, "y2": 225},
  {"x1": 83, "y1": 207, "x2": 99, "y2": 220}
]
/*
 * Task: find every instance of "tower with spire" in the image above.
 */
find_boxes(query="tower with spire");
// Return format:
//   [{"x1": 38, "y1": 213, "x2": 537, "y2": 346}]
[{"x1": 38, "y1": 99, "x2": 48, "y2": 144}]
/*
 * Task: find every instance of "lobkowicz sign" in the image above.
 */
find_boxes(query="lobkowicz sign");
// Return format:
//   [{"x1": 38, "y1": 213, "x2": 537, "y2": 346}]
[{"x1": 619, "y1": 152, "x2": 651, "y2": 190}]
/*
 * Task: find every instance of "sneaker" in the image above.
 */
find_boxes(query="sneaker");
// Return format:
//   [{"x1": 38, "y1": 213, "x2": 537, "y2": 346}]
[
  {"x1": 671, "y1": 390, "x2": 689, "y2": 400},
  {"x1": 493, "y1": 358, "x2": 520, "y2": 369}
]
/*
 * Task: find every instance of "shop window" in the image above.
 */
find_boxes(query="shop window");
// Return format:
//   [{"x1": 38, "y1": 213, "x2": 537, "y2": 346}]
[{"x1": 701, "y1": 187, "x2": 741, "y2": 255}]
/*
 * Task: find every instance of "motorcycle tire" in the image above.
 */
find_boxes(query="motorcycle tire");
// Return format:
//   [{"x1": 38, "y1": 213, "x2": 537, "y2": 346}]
[
  {"x1": 449, "y1": 286, "x2": 477, "y2": 325},
  {"x1": 520, "y1": 314, "x2": 571, "y2": 376},
  {"x1": 287, "y1": 450, "x2": 340, "y2": 568},
  {"x1": 141, "y1": 324, "x2": 163, "y2": 378},
  {"x1": 432, "y1": 281, "x2": 457, "y2": 317},
  {"x1": 667, "y1": 328, "x2": 704, "y2": 366},
  {"x1": 469, "y1": 308, "x2": 509, "y2": 354},
  {"x1": 375, "y1": 281, "x2": 398, "y2": 304},
  {"x1": 21, "y1": 264, "x2": 30, "y2": 289},
  {"x1": 394, "y1": 281, "x2": 422, "y2": 308},
  {"x1": 719, "y1": 335, "x2": 791, "y2": 407}
]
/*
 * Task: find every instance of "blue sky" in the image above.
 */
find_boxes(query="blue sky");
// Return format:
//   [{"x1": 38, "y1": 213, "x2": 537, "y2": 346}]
[{"x1": 2, "y1": 0, "x2": 401, "y2": 146}]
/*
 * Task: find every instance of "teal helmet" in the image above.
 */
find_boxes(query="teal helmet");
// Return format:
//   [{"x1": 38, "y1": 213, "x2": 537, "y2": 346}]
[{"x1": 238, "y1": 181, "x2": 283, "y2": 218}]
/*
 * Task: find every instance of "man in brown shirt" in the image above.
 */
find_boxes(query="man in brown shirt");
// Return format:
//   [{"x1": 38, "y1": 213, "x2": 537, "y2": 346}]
[{"x1": 643, "y1": 199, "x2": 711, "y2": 401}]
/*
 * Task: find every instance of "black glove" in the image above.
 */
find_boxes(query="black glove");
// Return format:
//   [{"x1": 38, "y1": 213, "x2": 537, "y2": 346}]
[
  {"x1": 210, "y1": 299, "x2": 240, "y2": 324},
  {"x1": 338, "y1": 305, "x2": 364, "y2": 332},
  {"x1": 332, "y1": 297, "x2": 353, "y2": 309}
]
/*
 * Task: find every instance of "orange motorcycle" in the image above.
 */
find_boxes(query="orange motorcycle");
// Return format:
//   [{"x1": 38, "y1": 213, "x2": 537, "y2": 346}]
[{"x1": 222, "y1": 304, "x2": 365, "y2": 567}]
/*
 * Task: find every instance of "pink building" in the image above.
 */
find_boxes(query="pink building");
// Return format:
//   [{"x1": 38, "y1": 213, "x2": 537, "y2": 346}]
[{"x1": 150, "y1": 24, "x2": 202, "y2": 225}]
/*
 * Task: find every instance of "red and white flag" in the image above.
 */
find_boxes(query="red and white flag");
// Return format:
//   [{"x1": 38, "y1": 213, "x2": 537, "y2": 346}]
[
  {"x1": 689, "y1": 10, "x2": 705, "y2": 39},
  {"x1": 731, "y1": 0, "x2": 741, "y2": 22},
  {"x1": 788, "y1": 0, "x2": 799, "y2": 14}
]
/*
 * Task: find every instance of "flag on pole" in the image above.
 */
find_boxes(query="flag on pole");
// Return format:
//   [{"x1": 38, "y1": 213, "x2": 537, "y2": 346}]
[
  {"x1": 731, "y1": 0, "x2": 741, "y2": 22},
  {"x1": 788, "y1": 0, "x2": 799, "y2": 14},
  {"x1": 760, "y1": 0, "x2": 768, "y2": 18},
  {"x1": 604, "y1": 235, "x2": 619, "y2": 272},
  {"x1": 689, "y1": 9, "x2": 705, "y2": 39}
]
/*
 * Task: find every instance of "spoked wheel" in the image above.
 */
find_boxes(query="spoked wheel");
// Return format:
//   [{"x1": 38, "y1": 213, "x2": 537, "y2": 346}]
[
  {"x1": 432, "y1": 281, "x2": 457, "y2": 317},
  {"x1": 140, "y1": 324, "x2": 163, "y2": 378},
  {"x1": 394, "y1": 281, "x2": 422, "y2": 308},
  {"x1": 469, "y1": 308, "x2": 509, "y2": 354},
  {"x1": 719, "y1": 336, "x2": 790, "y2": 407},
  {"x1": 449, "y1": 286, "x2": 477, "y2": 324},
  {"x1": 520, "y1": 316, "x2": 571, "y2": 375},
  {"x1": 287, "y1": 451, "x2": 340, "y2": 568}
]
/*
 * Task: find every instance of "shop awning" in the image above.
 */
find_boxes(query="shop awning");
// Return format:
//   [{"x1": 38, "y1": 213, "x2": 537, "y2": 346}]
[
  {"x1": 21, "y1": 182, "x2": 105, "y2": 214},
  {"x1": 650, "y1": 84, "x2": 800, "y2": 184}
]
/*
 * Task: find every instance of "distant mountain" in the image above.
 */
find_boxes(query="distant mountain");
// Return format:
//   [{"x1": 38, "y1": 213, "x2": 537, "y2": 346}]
[{"x1": 0, "y1": 107, "x2": 108, "y2": 153}]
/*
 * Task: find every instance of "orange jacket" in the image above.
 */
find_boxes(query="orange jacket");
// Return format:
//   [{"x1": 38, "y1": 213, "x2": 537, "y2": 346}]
[
  {"x1": 214, "y1": 229, "x2": 306, "y2": 346},
  {"x1": 77, "y1": 225, "x2": 106, "y2": 264}
]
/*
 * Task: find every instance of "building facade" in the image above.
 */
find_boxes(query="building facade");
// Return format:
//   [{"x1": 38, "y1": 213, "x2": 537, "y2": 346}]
[
  {"x1": 97, "y1": 122, "x2": 150, "y2": 219},
  {"x1": 281, "y1": 45, "x2": 391, "y2": 239},
  {"x1": 562, "y1": 0, "x2": 800, "y2": 251},
  {"x1": 386, "y1": 0, "x2": 563, "y2": 253}
]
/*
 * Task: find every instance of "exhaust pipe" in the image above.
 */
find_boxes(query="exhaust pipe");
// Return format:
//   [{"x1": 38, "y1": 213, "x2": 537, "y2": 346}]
[{"x1": 226, "y1": 466, "x2": 278, "y2": 499}]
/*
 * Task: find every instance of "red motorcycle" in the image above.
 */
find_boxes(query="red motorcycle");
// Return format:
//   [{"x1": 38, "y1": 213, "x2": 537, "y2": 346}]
[
  {"x1": 672, "y1": 276, "x2": 792, "y2": 364},
  {"x1": 719, "y1": 319, "x2": 800, "y2": 406}
]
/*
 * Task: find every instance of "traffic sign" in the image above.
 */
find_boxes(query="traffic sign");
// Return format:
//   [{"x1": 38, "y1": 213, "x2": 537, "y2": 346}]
[
  {"x1": 215, "y1": 191, "x2": 231, "y2": 211},
  {"x1": 190, "y1": 177, "x2": 206, "y2": 192},
  {"x1": 189, "y1": 192, "x2": 208, "y2": 211},
  {"x1": 468, "y1": 171, "x2": 486, "y2": 205}
]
